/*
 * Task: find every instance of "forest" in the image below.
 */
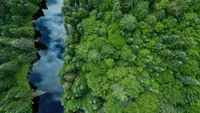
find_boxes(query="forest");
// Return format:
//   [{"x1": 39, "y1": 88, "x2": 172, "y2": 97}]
[
  {"x1": 1, "y1": 0, "x2": 200, "y2": 113},
  {"x1": 58, "y1": 0, "x2": 200, "y2": 113},
  {"x1": 0, "y1": 0, "x2": 42, "y2": 112}
]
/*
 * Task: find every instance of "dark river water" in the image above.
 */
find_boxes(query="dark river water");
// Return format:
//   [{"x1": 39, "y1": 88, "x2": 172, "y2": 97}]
[{"x1": 29, "y1": 0, "x2": 65, "y2": 113}]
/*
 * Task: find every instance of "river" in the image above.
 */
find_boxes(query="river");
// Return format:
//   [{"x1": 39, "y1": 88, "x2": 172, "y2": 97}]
[{"x1": 29, "y1": 0, "x2": 65, "y2": 113}]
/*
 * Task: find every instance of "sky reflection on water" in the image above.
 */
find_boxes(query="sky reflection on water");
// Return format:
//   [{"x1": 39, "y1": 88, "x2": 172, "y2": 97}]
[{"x1": 29, "y1": 0, "x2": 66, "y2": 113}]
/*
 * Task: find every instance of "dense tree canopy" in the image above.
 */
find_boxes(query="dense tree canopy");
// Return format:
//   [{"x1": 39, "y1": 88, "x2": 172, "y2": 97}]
[
  {"x1": 59, "y1": 0, "x2": 200, "y2": 113},
  {"x1": 0, "y1": 0, "x2": 41, "y2": 112}
]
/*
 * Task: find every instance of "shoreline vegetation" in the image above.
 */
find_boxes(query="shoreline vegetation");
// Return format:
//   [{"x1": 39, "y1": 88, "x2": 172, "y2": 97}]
[
  {"x1": 59, "y1": 0, "x2": 200, "y2": 113},
  {"x1": 0, "y1": 0, "x2": 46, "y2": 112}
]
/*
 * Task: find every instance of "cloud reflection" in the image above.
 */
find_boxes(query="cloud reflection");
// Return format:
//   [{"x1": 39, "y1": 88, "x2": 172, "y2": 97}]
[{"x1": 29, "y1": 0, "x2": 66, "y2": 111}]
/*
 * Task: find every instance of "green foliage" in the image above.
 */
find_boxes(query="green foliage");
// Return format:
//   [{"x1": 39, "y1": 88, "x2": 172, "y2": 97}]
[
  {"x1": 103, "y1": 11, "x2": 115, "y2": 24},
  {"x1": 162, "y1": 16, "x2": 177, "y2": 28},
  {"x1": 0, "y1": 61, "x2": 19, "y2": 73},
  {"x1": 108, "y1": 34, "x2": 125, "y2": 49},
  {"x1": 132, "y1": 1, "x2": 149, "y2": 20},
  {"x1": 0, "y1": 0, "x2": 40, "y2": 112},
  {"x1": 166, "y1": 0, "x2": 189, "y2": 17},
  {"x1": 104, "y1": 95, "x2": 125, "y2": 113},
  {"x1": 11, "y1": 38, "x2": 34, "y2": 50},
  {"x1": 110, "y1": 83, "x2": 127, "y2": 101},
  {"x1": 60, "y1": 0, "x2": 200, "y2": 113},
  {"x1": 145, "y1": 14, "x2": 157, "y2": 26},
  {"x1": 87, "y1": 49, "x2": 102, "y2": 63},
  {"x1": 98, "y1": 0, "x2": 115, "y2": 11},
  {"x1": 154, "y1": 0, "x2": 169, "y2": 11},
  {"x1": 158, "y1": 102, "x2": 184, "y2": 113},
  {"x1": 9, "y1": 26, "x2": 34, "y2": 38},
  {"x1": 155, "y1": 21, "x2": 164, "y2": 32},
  {"x1": 120, "y1": 14, "x2": 137, "y2": 31},
  {"x1": 120, "y1": 75, "x2": 143, "y2": 99},
  {"x1": 159, "y1": 83, "x2": 184, "y2": 105},
  {"x1": 104, "y1": 58, "x2": 115, "y2": 68},
  {"x1": 125, "y1": 92, "x2": 160, "y2": 113}
]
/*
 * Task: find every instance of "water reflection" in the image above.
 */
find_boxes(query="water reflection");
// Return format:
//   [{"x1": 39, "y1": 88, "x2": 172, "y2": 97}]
[{"x1": 29, "y1": 0, "x2": 65, "y2": 113}]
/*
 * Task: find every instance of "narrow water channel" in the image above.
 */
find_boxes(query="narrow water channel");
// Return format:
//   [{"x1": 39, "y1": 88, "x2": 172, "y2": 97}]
[{"x1": 29, "y1": 0, "x2": 65, "y2": 113}]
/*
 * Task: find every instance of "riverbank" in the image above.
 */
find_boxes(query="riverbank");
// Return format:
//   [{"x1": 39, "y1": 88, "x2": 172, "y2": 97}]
[{"x1": 29, "y1": 1, "x2": 47, "y2": 113}]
